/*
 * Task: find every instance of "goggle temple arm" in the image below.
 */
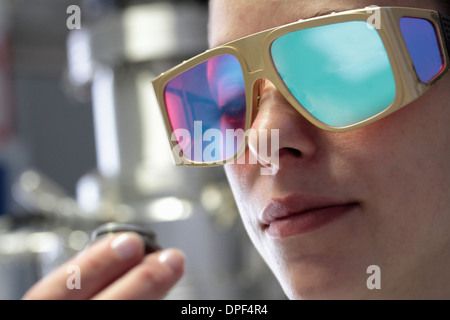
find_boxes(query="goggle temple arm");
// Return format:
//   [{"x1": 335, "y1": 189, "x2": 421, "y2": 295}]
[{"x1": 440, "y1": 12, "x2": 450, "y2": 56}]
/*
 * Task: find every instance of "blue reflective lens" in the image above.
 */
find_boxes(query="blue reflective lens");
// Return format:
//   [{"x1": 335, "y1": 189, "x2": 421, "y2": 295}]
[
  {"x1": 271, "y1": 21, "x2": 396, "y2": 127},
  {"x1": 400, "y1": 17, "x2": 444, "y2": 83}
]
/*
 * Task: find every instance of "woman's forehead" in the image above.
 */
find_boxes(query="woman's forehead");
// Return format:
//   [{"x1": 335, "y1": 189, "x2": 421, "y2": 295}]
[{"x1": 208, "y1": 0, "x2": 442, "y2": 47}]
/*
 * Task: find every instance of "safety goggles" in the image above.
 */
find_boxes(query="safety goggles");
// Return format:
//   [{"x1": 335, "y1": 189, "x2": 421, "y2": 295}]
[{"x1": 152, "y1": 6, "x2": 450, "y2": 166}]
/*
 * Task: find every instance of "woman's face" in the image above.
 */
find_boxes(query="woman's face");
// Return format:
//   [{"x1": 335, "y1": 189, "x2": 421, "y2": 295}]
[{"x1": 209, "y1": 0, "x2": 450, "y2": 299}]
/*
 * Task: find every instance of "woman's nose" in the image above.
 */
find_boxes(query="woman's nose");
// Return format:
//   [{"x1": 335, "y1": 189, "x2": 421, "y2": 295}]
[{"x1": 248, "y1": 80, "x2": 319, "y2": 174}]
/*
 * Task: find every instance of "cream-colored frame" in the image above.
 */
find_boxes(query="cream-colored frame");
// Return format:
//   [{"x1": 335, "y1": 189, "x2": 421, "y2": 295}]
[{"x1": 152, "y1": 6, "x2": 449, "y2": 166}]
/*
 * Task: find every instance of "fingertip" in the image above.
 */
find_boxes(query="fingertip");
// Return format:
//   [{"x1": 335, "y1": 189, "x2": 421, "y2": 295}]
[
  {"x1": 110, "y1": 232, "x2": 145, "y2": 261},
  {"x1": 157, "y1": 249, "x2": 185, "y2": 275}
]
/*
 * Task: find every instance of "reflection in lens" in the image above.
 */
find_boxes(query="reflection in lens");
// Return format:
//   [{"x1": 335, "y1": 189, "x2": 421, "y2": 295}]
[
  {"x1": 164, "y1": 54, "x2": 246, "y2": 162},
  {"x1": 400, "y1": 17, "x2": 444, "y2": 83},
  {"x1": 271, "y1": 21, "x2": 396, "y2": 127}
]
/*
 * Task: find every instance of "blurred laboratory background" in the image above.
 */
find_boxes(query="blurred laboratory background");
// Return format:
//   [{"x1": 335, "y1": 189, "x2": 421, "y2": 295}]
[{"x1": 0, "y1": 0, "x2": 285, "y2": 299}]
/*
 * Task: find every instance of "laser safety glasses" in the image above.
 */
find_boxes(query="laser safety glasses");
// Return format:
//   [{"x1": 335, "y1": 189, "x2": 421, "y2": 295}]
[{"x1": 152, "y1": 6, "x2": 450, "y2": 166}]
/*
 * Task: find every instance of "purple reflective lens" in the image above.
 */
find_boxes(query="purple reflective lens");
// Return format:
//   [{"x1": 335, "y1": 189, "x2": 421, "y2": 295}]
[
  {"x1": 400, "y1": 17, "x2": 444, "y2": 83},
  {"x1": 164, "y1": 54, "x2": 246, "y2": 163}
]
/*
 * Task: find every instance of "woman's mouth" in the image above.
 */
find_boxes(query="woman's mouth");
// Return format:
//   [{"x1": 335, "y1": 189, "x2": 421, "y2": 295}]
[{"x1": 260, "y1": 194, "x2": 359, "y2": 238}]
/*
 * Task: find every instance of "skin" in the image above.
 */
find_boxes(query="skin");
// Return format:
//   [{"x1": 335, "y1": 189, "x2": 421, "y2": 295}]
[
  {"x1": 24, "y1": 0, "x2": 449, "y2": 300},
  {"x1": 211, "y1": 0, "x2": 450, "y2": 299}
]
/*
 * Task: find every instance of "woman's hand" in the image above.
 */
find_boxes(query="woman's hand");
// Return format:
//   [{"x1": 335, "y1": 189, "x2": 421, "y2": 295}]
[{"x1": 22, "y1": 232, "x2": 185, "y2": 300}]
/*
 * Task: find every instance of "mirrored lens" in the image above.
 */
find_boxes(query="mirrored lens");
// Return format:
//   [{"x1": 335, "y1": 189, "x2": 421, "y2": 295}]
[
  {"x1": 164, "y1": 54, "x2": 246, "y2": 163},
  {"x1": 400, "y1": 17, "x2": 444, "y2": 83},
  {"x1": 271, "y1": 21, "x2": 396, "y2": 127}
]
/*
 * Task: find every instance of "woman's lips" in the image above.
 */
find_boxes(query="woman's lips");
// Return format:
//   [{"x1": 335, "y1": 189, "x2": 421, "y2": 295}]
[{"x1": 260, "y1": 194, "x2": 359, "y2": 238}]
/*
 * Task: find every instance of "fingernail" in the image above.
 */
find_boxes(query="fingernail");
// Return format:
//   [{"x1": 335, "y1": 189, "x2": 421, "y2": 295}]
[
  {"x1": 158, "y1": 249, "x2": 185, "y2": 273},
  {"x1": 111, "y1": 232, "x2": 144, "y2": 260}
]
